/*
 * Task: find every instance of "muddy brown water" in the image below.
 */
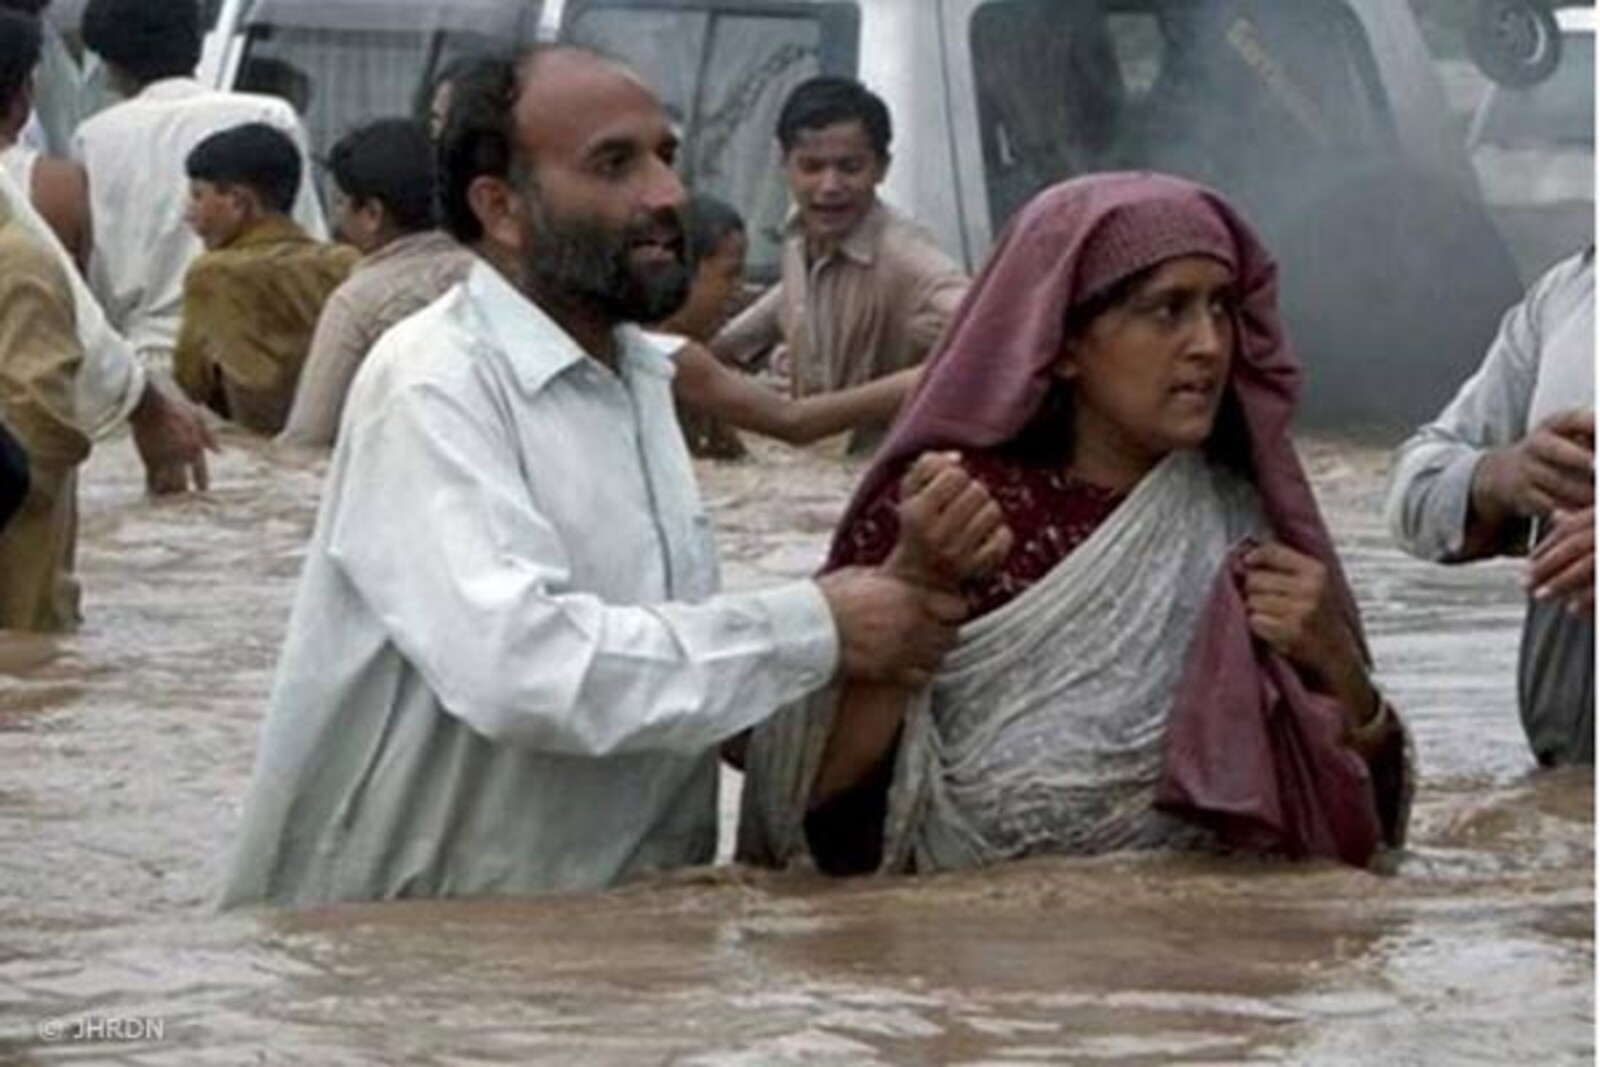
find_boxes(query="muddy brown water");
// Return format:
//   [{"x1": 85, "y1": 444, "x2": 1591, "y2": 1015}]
[{"x1": 0, "y1": 430, "x2": 1590, "y2": 1065}]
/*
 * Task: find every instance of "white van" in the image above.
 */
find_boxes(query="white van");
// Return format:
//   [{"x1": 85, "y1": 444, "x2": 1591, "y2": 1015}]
[{"x1": 211, "y1": 0, "x2": 1534, "y2": 425}]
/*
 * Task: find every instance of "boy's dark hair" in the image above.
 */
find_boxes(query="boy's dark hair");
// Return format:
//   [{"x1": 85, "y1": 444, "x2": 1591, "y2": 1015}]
[
  {"x1": 329, "y1": 118, "x2": 437, "y2": 234},
  {"x1": 776, "y1": 76, "x2": 892, "y2": 158},
  {"x1": 684, "y1": 194, "x2": 744, "y2": 269},
  {"x1": 437, "y1": 53, "x2": 522, "y2": 244},
  {"x1": 82, "y1": 0, "x2": 201, "y2": 86},
  {"x1": 0, "y1": 9, "x2": 41, "y2": 109},
  {"x1": 185, "y1": 122, "x2": 302, "y2": 214}
]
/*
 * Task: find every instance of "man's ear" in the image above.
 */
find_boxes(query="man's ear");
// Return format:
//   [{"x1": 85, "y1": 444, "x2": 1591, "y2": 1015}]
[
  {"x1": 874, "y1": 150, "x2": 892, "y2": 184},
  {"x1": 227, "y1": 184, "x2": 264, "y2": 223},
  {"x1": 468, "y1": 175, "x2": 525, "y2": 251}
]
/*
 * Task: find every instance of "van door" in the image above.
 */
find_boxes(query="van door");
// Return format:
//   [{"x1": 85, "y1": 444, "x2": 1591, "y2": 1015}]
[
  {"x1": 942, "y1": 0, "x2": 1523, "y2": 424},
  {"x1": 559, "y1": 0, "x2": 861, "y2": 282}
]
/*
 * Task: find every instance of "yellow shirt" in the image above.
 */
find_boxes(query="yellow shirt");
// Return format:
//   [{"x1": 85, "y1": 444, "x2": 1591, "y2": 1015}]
[
  {"x1": 0, "y1": 203, "x2": 90, "y2": 632},
  {"x1": 173, "y1": 216, "x2": 357, "y2": 434}
]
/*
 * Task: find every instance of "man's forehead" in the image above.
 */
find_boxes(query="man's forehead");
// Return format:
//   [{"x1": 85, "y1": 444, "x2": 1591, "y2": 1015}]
[{"x1": 516, "y1": 50, "x2": 670, "y2": 152}]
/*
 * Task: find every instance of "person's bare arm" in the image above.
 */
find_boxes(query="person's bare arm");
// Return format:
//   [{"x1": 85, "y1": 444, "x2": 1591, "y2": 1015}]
[
  {"x1": 708, "y1": 285, "x2": 782, "y2": 370},
  {"x1": 674, "y1": 342, "x2": 917, "y2": 444},
  {"x1": 29, "y1": 158, "x2": 92, "y2": 272}
]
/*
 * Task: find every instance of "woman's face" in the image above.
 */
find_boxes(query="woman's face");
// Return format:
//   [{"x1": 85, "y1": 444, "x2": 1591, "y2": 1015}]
[{"x1": 1057, "y1": 255, "x2": 1237, "y2": 482}]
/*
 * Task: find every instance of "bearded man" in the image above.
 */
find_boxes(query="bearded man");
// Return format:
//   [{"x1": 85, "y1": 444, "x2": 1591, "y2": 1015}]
[{"x1": 221, "y1": 49, "x2": 972, "y2": 907}]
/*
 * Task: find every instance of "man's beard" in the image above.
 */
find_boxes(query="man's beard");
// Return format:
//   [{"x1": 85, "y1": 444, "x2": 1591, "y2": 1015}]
[{"x1": 520, "y1": 188, "x2": 691, "y2": 325}]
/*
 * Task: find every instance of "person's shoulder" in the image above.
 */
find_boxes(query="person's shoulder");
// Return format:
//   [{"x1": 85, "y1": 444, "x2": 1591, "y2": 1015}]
[
  {"x1": 357, "y1": 281, "x2": 478, "y2": 385},
  {"x1": 1517, "y1": 248, "x2": 1594, "y2": 329},
  {"x1": 72, "y1": 97, "x2": 140, "y2": 145},
  {"x1": 875, "y1": 203, "x2": 965, "y2": 277},
  {"x1": 1532, "y1": 248, "x2": 1593, "y2": 298},
  {"x1": 312, "y1": 240, "x2": 361, "y2": 274},
  {"x1": 0, "y1": 219, "x2": 67, "y2": 293}
]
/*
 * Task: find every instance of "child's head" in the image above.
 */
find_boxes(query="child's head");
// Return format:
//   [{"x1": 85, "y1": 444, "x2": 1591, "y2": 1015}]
[
  {"x1": 666, "y1": 194, "x2": 746, "y2": 340},
  {"x1": 183, "y1": 122, "x2": 301, "y2": 250}
]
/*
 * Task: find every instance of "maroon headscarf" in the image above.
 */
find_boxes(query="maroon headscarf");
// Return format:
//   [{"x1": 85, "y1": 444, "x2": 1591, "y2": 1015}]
[{"x1": 835, "y1": 173, "x2": 1402, "y2": 865}]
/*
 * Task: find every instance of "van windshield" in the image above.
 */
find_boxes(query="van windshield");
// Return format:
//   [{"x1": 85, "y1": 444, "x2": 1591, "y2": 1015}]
[
  {"x1": 563, "y1": 0, "x2": 861, "y2": 280},
  {"x1": 970, "y1": 0, "x2": 1395, "y2": 230},
  {"x1": 236, "y1": 0, "x2": 544, "y2": 176}
]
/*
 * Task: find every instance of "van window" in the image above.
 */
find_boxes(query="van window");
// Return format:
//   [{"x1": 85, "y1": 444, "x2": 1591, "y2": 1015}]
[
  {"x1": 563, "y1": 1, "x2": 860, "y2": 279},
  {"x1": 970, "y1": 0, "x2": 1394, "y2": 230},
  {"x1": 236, "y1": 0, "x2": 544, "y2": 180}
]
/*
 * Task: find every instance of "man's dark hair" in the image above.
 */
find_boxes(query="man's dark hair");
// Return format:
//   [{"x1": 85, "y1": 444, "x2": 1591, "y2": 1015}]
[
  {"x1": 185, "y1": 122, "x2": 301, "y2": 214},
  {"x1": 437, "y1": 53, "x2": 522, "y2": 244},
  {"x1": 328, "y1": 118, "x2": 438, "y2": 234},
  {"x1": 684, "y1": 194, "x2": 744, "y2": 269},
  {"x1": 776, "y1": 76, "x2": 892, "y2": 158},
  {"x1": 81, "y1": 0, "x2": 202, "y2": 86},
  {"x1": 0, "y1": 9, "x2": 41, "y2": 110}
]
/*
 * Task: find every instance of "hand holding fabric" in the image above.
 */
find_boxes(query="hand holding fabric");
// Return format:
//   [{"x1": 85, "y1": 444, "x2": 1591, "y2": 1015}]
[
  {"x1": 1242, "y1": 541, "x2": 1370, "y2": 708},
  {"x1": 887, "y1": 451, "x2": 1014, "y2": 590}
]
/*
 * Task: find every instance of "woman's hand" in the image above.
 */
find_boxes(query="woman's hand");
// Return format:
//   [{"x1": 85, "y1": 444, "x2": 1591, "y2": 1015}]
[
  {"x1": 886, "y1": 451, "x2": 1013, "y2": 590},
  {"x1": 1243, "y1": 542, "x2": 1382, "y2": 744}
]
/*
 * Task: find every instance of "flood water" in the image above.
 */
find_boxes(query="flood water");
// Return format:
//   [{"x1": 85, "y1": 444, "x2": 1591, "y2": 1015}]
[{"x1": 0, "y1": 428, "x2": 1591, "y2": 1065}]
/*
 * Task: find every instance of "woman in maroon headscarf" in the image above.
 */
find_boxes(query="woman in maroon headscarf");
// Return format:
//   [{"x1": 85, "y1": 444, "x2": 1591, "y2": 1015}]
[{"x1": 737, "y1": 172, "x2": 1410, "y2": 876}]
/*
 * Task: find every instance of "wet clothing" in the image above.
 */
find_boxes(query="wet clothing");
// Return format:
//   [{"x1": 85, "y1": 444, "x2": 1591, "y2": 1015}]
[
  {"x1": 73, "y1": 77, "x2": 326, "y2": 360},
  {"x1": 710, "y1": 201, "x2": 967, "y2": 451},
  {"x1": 223, "y1": 261, "x2": 838, "y2": 907},
  {"x1": 833, "y1": 449, "x2": 1128, "y2": 618},
  {"x1": 172, "y1": 218, "x2": 358, "y2": 435},
  {"x1": 0, "y1": 143, "x2": 39, "y2": 199},
  {"x1": 280, "y1": 231, "x2": 473, "y2": 447},
  {"x1": 0, "y1": 204, "x2": 90, "y2": 632},
  {"x1": 740, "y1": 173, "x2": 1409, "y2": 875},
  {"x1": 0, "y1": 166, "x2": 146, "y2": 439},
  {"x1": 1387, "y1": 251, "x2": 1595, "y2": 765},
  {"x1": 0, "y1": 419, "x2": 26, "y2": 533}
]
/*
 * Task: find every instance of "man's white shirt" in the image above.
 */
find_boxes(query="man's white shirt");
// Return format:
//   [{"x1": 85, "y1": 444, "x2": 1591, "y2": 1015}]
[{"x1": 223, "y1": 261, "x2": 838, "y2": 906}]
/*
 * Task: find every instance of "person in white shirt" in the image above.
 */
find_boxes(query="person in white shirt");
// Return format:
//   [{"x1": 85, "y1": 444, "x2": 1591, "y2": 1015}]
[
  {"x1": 220, "y1": 48, "x2": 1001, "y2": 907},
  {"x1": 73, "y1": 0, "x2": 325, "y2": 370},
  {"x1": 1387, "y1": 249, "x2": 1594, "y2": 766}
]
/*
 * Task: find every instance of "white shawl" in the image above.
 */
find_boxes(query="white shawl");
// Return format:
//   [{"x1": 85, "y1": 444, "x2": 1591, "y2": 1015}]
[{"x1": 737, "y1": 450, "x2": 1263, "y2": 873}]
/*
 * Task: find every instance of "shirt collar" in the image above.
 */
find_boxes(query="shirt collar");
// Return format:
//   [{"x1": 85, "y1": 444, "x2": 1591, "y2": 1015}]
[
  {"x1": 461, "y1": 259, "x2": 675, "y2": 396},
  {"x1": 136, "y1": 77, "x2": 205, "y2": 101},
  {"x1": 784, "y1": 199, "x2": 887, "y2": 266},
  {"x1": 361, "y1": 229, "x2": 457, "y2": 269},
  {"x1": 221, "y1": 215, "x2": 310, "y2": 251}
]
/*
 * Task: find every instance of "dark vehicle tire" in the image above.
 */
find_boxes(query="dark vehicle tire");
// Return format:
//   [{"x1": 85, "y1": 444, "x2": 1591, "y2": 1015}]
[
  {"x1": 1468, "y1": 0, "x2": 1563, "y2": 88},
  {"x1": 1270, "y1": 162, "x2": 1524, "y2": 429}
]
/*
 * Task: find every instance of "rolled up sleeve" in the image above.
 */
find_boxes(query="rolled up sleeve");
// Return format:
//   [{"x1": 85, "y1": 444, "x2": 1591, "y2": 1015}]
[{"x1": 1386, "y1": 285, "x2": 1541, "y2": 562}]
